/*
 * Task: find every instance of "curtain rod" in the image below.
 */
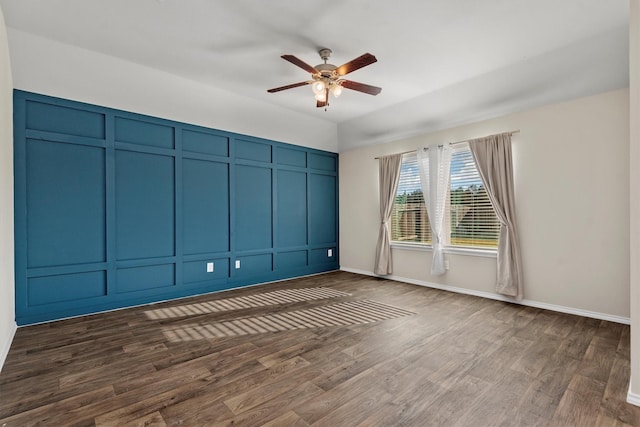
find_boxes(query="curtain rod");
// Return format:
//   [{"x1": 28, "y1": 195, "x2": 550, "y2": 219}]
[{"x1": 374, "y1": 130, "x2": 520, "y2": 159}]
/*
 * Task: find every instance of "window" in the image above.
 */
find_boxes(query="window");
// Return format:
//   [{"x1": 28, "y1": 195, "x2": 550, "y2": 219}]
[
  {"x1": 391, "y1": 143, "x2": 499, "y2": 250},
  {"x1": 391, "y1": 153, "x2": 431, "y2": 244}
]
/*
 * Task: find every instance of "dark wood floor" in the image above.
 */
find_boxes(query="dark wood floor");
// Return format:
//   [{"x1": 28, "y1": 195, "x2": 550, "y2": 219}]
[{"x1": 1, "y1": 271, "x2": 638, "y2": 426}]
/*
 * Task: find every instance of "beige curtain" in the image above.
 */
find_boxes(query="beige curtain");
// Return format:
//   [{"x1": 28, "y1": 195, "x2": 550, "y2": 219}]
[
  {"x1": 468, "y1": 133, "x2": 523, "y2": 299},
  {"x1": 374, "y1": 154, "x2": 403, "y2": 275}
]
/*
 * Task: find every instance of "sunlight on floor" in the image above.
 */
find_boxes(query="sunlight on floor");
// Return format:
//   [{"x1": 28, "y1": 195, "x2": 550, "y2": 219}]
[
  {"x1": 144, "y1": 287, "x2": 351, "y2": 320},
  {"x1": 161, "y1": 300, "x2": 416, "y2": 342}
]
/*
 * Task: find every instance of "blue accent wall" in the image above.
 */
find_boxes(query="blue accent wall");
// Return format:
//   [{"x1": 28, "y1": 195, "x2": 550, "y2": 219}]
[{"x1": 13, "y1": 91, "x2": 339, "y2": 325}]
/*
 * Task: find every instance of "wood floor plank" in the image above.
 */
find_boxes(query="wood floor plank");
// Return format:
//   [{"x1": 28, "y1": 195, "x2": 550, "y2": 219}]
[
  {"x1": 544, "y1": 312, "x2": 580, "y2": 338},
  {"x1": 465, "y1": 334, "x2": 533, "y2": 383},
  {"x1": 294, "y1": 366, "x2": 389, "y2": 424},
  {"x1": 121, "y1": 411, "x2": 167, "y2": 427},
  {"x1": 514, "y1": 380, "x2": 560, "y2": 423},
  {"x1": 456, "y1": 368, "x2": 536, "y2": 426},
  {"x1": 261, "y1": 410, "x2": 310, "y2": 427},
  {"x1": 0, "y1": 385, "x2": 115, "y2": 426},
  {"x1": 356, "y1": 369, "x2": 445, "y2": 426},
  {"x1": 158, "y1": 354, "x2": 319, "y2": 424},
  {"x1": 212, "y1": 381, "x2": 323, "y2": 427},
  {"x1": 92, "y1": 374, "x2": 219, "y2": 426},
  {"x1": 0, "y1": 271, "x2": 636, "y2": 426},
  {"x1": 575, "y1": 338, "x2": 618, "y2": 385},
  {"x1": 308, "y1": 385, "x2": 392, "y2": 426},
  {"x1": 599, "y1": 356, "x2": 640, "y2": 425},
  {"x1": 111, "y1": 362, "x2": 211, "y2": 396},
  {"x1": 555, "y1": 317, "x2": 599, "y2": 360},
  {"x1": 257, "y1": 340, "x2": 321, "y2": 368},
  {"x1": 28, "y1": 366, "x2": 213, "y2": 426},
  {"x1": 551, "y1": 374, "x2": 608, "y2": 425},
  {"x1": 223, "y1": 357, "x2": 314, "y2": 414},
  {"x1": 412, "y1": 374, "x2": 492, "y2": 425},
  {"x1": 533, "y1": 353, "x2": 582, "y2": 404},
  {"x1": 59, "y1": 361, "x2": 157, "y2": 390},
  {"x1": 596, "y1": 321, "x2": 625, "y2": 345},
  {"x1": 511, "y1": 333, "x2": 563, "y2": 377}
]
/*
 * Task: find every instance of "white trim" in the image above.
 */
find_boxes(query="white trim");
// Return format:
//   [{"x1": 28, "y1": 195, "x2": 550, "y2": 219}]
[
  {"x1": 391, "y1": 242, "x2": 497, "y2": 258},
  {"x1": 390, "y1": 242, "x2": 433, "y2": 252},
  {"x1": 340, "y1": 267, "x2": 630, "y2": 325},
  {"x1": 628, "y1": 383, "x2": 640, "y2": 407},
  {"x1": 0, "y1": 321, "x2": 17, "y2": 374},
  {"x1": 443, "y1": 246, "x2": 497, "y2": 258}
]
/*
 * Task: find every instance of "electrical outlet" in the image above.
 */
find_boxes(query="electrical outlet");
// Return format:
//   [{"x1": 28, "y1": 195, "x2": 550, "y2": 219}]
[
  {"x1": 206, "y1": 262, "x2": 214, "y2": 273},
  {"x1": 444, "y1": 260, "x2": 450, "y2": 270},
  {"x1": 235, "y1": 260, "x2": 241, "y2": 269},
  {"x1": 328, "y1": 249, "x2": 333, "y2": 257}
]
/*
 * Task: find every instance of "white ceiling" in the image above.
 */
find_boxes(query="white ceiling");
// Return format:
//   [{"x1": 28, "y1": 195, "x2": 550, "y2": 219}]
[{"x1": 0, "y1": 0, "x2": 630, "y2": 150}]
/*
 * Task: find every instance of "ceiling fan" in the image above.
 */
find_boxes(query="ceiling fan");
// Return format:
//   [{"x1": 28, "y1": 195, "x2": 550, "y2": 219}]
[{"x1": 267, "y1": 48, "x2": 382, "y2": 109}]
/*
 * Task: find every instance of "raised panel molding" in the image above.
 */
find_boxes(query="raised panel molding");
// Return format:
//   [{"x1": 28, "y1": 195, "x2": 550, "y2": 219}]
[
  {"x1": 26, "y1": 139, "x2": 106, "y2": 268},
  {"x1": 182, "y1": 129, "x2": 229, "y2": 157},
  {"x1": 13, "y1": 90, "x2": 339, "y2": 325},
  {"x1": 114, "y1": 117, "x2": 174, "y2": 149},
  {"x1": 277, "y1": 170, "x2": 307, "y2": 248},
  {"x1": 235, "y1": 165, "x2": 273, "y2": 251},
  {"x1": 115, "y1": 150, "x2": 175, "y2": 260},
  {"x1": 26, "y1": 101, "x2": 105, "y2": 139},
  {"x1": 182, "y1": 159, "x2": 229, "y2": 255},
  {"x1": 309, "y1": 174, "x2": 337, "y2": 245}
]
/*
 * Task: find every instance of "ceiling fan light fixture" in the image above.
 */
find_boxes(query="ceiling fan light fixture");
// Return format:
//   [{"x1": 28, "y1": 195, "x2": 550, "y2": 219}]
[
  {"x1": 330, "y1": 84, "x2": 343, "y2": 98},
  {"x1": 311, "y1": 80, "x2": 325, "y2": 95},
  {"x1": 314, "y1": 92, "x2": 327, "y2": 102}
]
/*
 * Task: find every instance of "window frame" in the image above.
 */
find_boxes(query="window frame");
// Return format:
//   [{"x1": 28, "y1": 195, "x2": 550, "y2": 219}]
[
  {"x1": 390, "y1": 145, "x2": 499, "y2": 258},
  {"x1": 390, "y1": 240, "x2": 497, "y2": 258}
]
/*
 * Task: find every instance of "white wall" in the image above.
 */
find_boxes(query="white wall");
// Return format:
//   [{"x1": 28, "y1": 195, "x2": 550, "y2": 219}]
[
  {"x1": 6, "y1": 29, "x2": 338, "y2": 153},
  {"x1": 628, "y1": 0, "x2": 640, "y2": 405},
  {"x1": 0, "y1": 4, "x2": 16, "y2": 372},
  {"x1": 340, "y1": 88, "x2": 630, "y2": 320}
]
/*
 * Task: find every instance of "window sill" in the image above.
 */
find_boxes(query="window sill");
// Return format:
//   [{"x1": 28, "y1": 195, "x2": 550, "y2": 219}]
[{"x1": 390, "y1": 242, "x2": 497, "y2": 258}]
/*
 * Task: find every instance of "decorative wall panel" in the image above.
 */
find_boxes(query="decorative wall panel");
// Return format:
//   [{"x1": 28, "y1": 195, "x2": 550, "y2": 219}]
[{"x1": 13, "y1": 90, "x2": 339, "y2": 324}]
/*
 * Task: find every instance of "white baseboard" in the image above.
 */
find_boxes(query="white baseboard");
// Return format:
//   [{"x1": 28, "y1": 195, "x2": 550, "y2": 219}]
[
  {"x1": 628, "y1": 383, "x2": 640, "y2": 407},
  {"x1": 0, "y1": 321, "x2": 17, "y2": 374},
  {"x1": 340, "y1": 267, "x2": 630, "y2": 325}
]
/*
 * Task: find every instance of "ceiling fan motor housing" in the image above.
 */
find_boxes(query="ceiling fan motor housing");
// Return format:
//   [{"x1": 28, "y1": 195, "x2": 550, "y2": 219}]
[
  {"x1": 316, "y1": 49, "x2": 338, "y2": 78},
  {"x1": 315, "y1": 63, "x2": 338, "y2": 78}
]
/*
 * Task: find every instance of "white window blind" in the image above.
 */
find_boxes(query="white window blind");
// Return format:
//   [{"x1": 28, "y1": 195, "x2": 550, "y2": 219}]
[
  {"x1": 391, "y1": 144, "x2": 499, "y2": 249},
  {"x1": 449, "y1": 144, "x2": 499, "y2": 248},
  {"x1": 391, "y1": 152, "x2": 431, "y2": 244}
]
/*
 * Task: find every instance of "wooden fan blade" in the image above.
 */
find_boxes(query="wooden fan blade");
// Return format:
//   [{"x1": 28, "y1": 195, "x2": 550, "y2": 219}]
[
  {"x1": 316, "y1": 88, "x2": 329, "y2": 108},
  {"x1": 336, "y1": 53, "x2": 377, "y2": 76},
  {"x1": 341, "y1": 80, "x2": 382, "y2": 95},
  {"x1": 267, "y1": 81, "x2": 311, "y2": 93},
  {"x1": 281, "y1": 55, "x2": 319, "y2": 74}
]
